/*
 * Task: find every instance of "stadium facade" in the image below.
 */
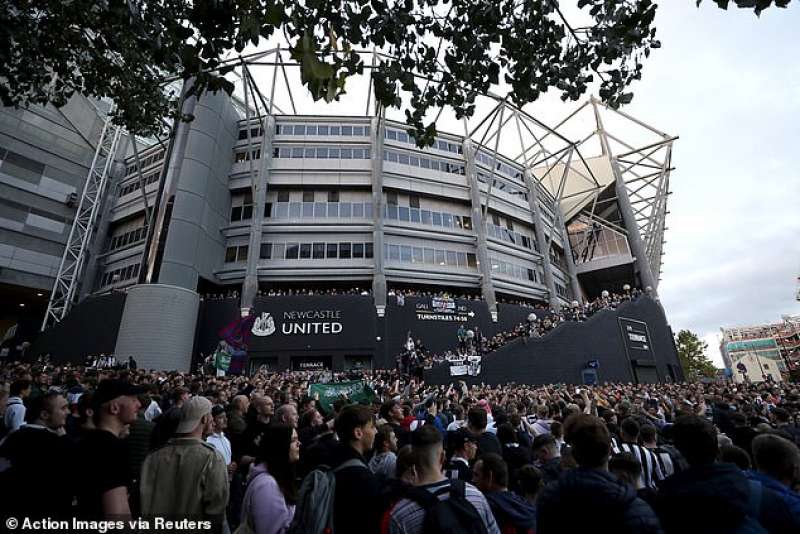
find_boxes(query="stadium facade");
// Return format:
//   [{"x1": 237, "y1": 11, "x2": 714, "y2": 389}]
[{"x1": 0, "y1": 56, "x2": 681, "y2": 383}]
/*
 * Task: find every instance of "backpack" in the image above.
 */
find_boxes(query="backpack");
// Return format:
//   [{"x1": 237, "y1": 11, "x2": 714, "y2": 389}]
[
  {"x1": 732, "y1": 480, "x2": 768, "y2": 534},
  {"x1": 287, "y1": 458, "x2": 366, "y2": 534},
  {"x1": 406, "y1": 479, "x2": 489, "y2": 534}
]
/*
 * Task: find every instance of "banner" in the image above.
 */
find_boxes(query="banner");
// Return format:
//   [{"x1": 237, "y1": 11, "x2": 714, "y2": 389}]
[
  {"x1": 450, "y1": 365, "x2": 469, "y2": 376},
  {"x1": 214, "y1": 349, "x2": 231, "y2": 372},
  {"x1": 309, "y1": 380, "x2": 375, "y2": 413}
]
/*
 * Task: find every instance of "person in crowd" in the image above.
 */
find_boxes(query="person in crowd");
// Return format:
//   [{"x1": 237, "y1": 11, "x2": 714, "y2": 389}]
[
  {"x1": 529, "y1": 405, "x2": 552, "y2": 437},
  {"x1": 370, "y1": 423, "x2": 399, "y2": 478},
  {"x1": 444, "y1": 428, "x2": 478, "y2": 482},
  {"x1": 728, "y1": 412, "x2": 758, "y2": 456},
  {"x1": 719, "y1": 444, "x2": 752, "y2": 471},
  {"x1": 273, "y1": 403, "x2": 299, "y2": 428},
  {"x1": 240, "y1": 424, "x2": 300, "y2": 534},
  {"x1": 330, "y1": 404, "x2": 384, "y2": 534},
  {"x1": 640, "y1": 423, "x2": 675, "y2": 478},
  {"x1": 76, "y1": 379, "x2": 143, "y2": 520},
  {"x1": 537, "y1": 414, "x2": 662, "y2": 534},
  {"x1": 468, "y1": 407, "x2": 502, "y2": 458},
  {"x1": 0, "y1": 392, "x2": 73, "y2": 519},
  {"x1": 497, "y1": 422, "x2": 531, "y2": 480},
  {"x1": 531, "y1": 433, "x2": 563, "y2": 484},
  {"x1": 140, "y1": 396, "x2": 229, "y2": 532},
  {"x1": 655, "y1": 415, "x2": 795, "y2": 534},
  {"x1": 770, "y1": 407, "x2": 800, "y2": 445},
  {"x1": 388, "y1": 425, "x2": 500, "y2": 534},
  {"x1": 613, "y1": 417, "x2": 664, "y2": 490},
  {"x1": 446, "y1": 404, "x2": 466, "y2": 432},
  {"x1": 409, "y1": 397, "x2": 444, "y2": 433},
  {"x1": 380, "y1": 399, "x2": 410, "y2": 448},
  {"x1": 125, "y1": 393, "x2": 155, "y2": 515},
  {"x1": 4, "y1": 379, "x2": 31, "y2": 435},
  {"x1": 473, "y1": 453, "x2": 537, "y2": 534},
  {"x1": 745, "y1": 433, "x2": 800, "y2": 520},
  {"x1": 207, "y1": 405, "x2": 235, "y2": 475},
  {"x1": 515, "y1": 465, "x2": 543, "y2": 508},
  {"x1": 609, "y1": 452, "x2": 657, "y2": 506}
]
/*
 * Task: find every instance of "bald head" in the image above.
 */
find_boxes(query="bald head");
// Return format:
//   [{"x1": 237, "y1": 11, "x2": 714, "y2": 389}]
[
  {"x1": 275, "y1": 403, "x2": 299, "y2": 428},
  {"x1": 232, "y1": 395, "x2": 249, "y2": 413}
]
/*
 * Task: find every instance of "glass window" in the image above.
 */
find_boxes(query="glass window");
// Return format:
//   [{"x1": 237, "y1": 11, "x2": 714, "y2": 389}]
[
  {"x1": 260, "y1": 243, "x2": 272, "y2": 259},
  {"x1": 264, "y1": 203, "x2": 272, "y2": 218},
  {"x1": 388, "y1": 151, "x2": 399, "y2": 163},
  {"x1": 330, "y1": 125, "x2": 340, "y2": 135},
  {"x1": 339, "y1": 242, "x2": 351, "y2": 259},
  {"x1": 293, "y1": 125, "x2": 305, "y2": 135},
  {"x1": 339, "y1": 202, "x2": 352, "y2": 218},
  {"x1": 420, "y1": 157, "x2": 431, "y2": 169},
  {"x1": 237, "y1": 245, "x2": 249, "y2": 262},
  {"x1": 340, "y1": 148, "x2": 352, "y2": 159},
  {"x1": 457, "y1": 252, "x2": 467, "y2": 267},
  {"x1": 389, "y1": 244, "x2": 400, "y2": 260},
  {"x1": 409, "y1": 155, "x2": 419, "y2": 167},
  {"x1": 318, "y1": 125, "x2": 329, "y2": 135},
  {"x1": 412, "y1": 247, "x2": 423, "y2": 263},
  {"x1": 303, "y1": 191, "x2": 315, "y2": 202},
  {"x1": 364, "y1": 203, "x2": 373, "y2": 218},
  {"x1": 353, "y1": 203, "x2": 364, "y2": 217},
  {"x1": 410, "y1": 208, "x2": 421, "y2": 223},
  {"x1": 273, "y1": 243, "x2": 285, "y2": 259},
  {"x1": 432, "y1": 212, "x2": 442, "y2": 226},
  {"x1": 353, "y1": 243, "x2": 364, "y2": 258},
  {"x1": 291, "y1": 147, "x2": 303, "y2": 158},
  {"x1": 285, "y1": 243, "x2": 299, "y2": 259},
  {"x1": 274, "y1": 202, "x2": 289, "y2": 218},
  {"x1": 398, "y1": 206, "x2": 410, "y2": 221},
  {"x1": 453, "y1": 215, "x2": 462, "y2": 229},
  {"x1": 272, "y1": 147, "x2": 280, "y2": 158},
  {"x1": 446, "y1": 250, "x2": 457, "y2": 265},
  {"x1": 231, "y1": 206, "x2": 242, "y2": 222},
  {"x1": 409, "y1": 195, "x2": 420, "y2": 208},
  {"x1": 421, "y1": 210, "x2": 432, "y2": 225},
  {"x1": 277, "y1": 191, "x2": 290, "y2": 202},
  {"x1": 387, "y1": 129, "x2": 397, "y2": 140},
  {"x1": 306, "y1": 125, "x2": 317, "y2": 135},
  {"x1": 289, "y1": 202, "x2": 301, "y2": 218},
  {"x1": 316, "y1": 147, "x2": 329, "y2": 159},
  {"x1": 467, "y1": 253, "x2": 477, "y2": 268},
  {"x1": 328, "y1": 147, "x2": 339, "y2": 159},
  {"x1": 341, "y1": 125, "x2": 353, "y2": 136},
  {"x1": 327, "y1": 202, "x2": 339, "y2": 217},
  {"x1": 364, "y1": 243, "x2": 373, "y2": 258},
  {"x1": 314, "y1": 202, "x2": 326, "y2": 217},
  {"x1": 398, "y1": 153, "x2": 410, "y2": 165},
  {"x1": 313, "y1": 242, "x2": 325, "y2": 259},
  {"x1": 387, "y1": 205, "x2": 398, "y2": 220},
  {"x1": 387, "y1": 192, "x2": 398, "y2": 205},
  {"x1": 398, "y1": 131, "x2": 409, "y2": 143},
  {"x1": 424, "y1": 248, "x2": 435, "y2": 264},
  {"x1": 442, "y1": 213, "x2": 453, "y2": 227},
  {"x1": 326, "y1": 243, "x2": 338, "y2": 258},
  {"x1": 242, "y1": 205, "x2": 253, "y2": 220},
  {"x1": 302, "y1": 202, "x2": 314, "y2": 217},
  {"x1": 400, "y1": 246, "x2": 412, "y2": 262},
  {"x1": 225, "y1": 247, "x2": 237, "y2": 263},
  {"x1": 435, "y1": 249, "x2": 446, "y2": 265},
  {"x1": 328, "y1": 191, "x2": 339, "y2": 202}
]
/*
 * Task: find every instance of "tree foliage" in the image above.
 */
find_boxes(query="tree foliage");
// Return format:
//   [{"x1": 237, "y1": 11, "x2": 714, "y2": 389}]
[
  {"x1": 0, "y1": 1, "x2": 790, "y2": 143},
  {"x1": 675, "y1": 329, "x2": 717, "y2": 381},
  {"x1": 696, "y1": 0, "x2": 792, "y2": 16}
]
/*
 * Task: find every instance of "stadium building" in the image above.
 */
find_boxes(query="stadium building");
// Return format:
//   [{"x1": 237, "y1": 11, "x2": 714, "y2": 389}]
[
  {"x1": 721, "y1": 315, "x2": 800, "y2": 383},
  {"x1": 0, "y1": 52, "x2": 682, "y2": 383}
]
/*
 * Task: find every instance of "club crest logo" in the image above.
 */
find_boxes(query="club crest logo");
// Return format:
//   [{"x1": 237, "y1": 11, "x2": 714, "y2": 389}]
[{"x1": 251, "y1": 312, "x2": 276, "y2": 336}]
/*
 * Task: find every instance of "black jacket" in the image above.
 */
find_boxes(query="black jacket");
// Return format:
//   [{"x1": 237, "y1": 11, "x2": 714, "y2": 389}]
[
  {"x1": 537, "y1": 467, "x2": 663, "y2": 534},
  {"x1": 486, "y1": 490, "x2": 537, "y2": 534},
  {"x1": 655, "y1": 463, "x2": 795, "y2": 534},
  {"x1": 330, "y1": 443, "x2": 386, "y2": 534},
  {"x1": 476, "y1": 431, "x2": 502, "y2": 458}
]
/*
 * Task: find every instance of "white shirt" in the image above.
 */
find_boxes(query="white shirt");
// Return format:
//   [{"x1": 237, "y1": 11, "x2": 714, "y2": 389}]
[
  {"x1": 446, "y1": 419, "x2": 466, "y2": 432},
  {"x1": 4, "y1": 397, "x2": 26, "y2": 434},
  {"x1": 207, "y1": 432, "x2": 232, "y2": 465},
  {"x1": 144, "y1": 400, "x2": 162, "y2": 422}
]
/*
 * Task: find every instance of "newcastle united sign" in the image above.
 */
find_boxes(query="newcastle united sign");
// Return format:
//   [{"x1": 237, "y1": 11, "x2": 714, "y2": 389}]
[{"x1": 252, "y1": 309, "x2": 344, "y2": 337}]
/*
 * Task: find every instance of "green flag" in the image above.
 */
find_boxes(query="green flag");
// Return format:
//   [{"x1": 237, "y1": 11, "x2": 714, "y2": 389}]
[
  {"x1": 214, "y1": 349, "x2": 231, "y2": 371},
  {"x1": 309, "y1": 380, "x2": 375, "y2": 413}
]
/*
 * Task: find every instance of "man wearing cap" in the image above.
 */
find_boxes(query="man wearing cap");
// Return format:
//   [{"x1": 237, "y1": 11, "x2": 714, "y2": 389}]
[
  {"x1": 140, "y1": 396, "x2": 229, "y2": 532},
  {"x1": 75, "y1": 379, "x2": 144, "y2": 520},
  {"x1": 445, "y1": 428, "x2": 478, "y2": 482}
]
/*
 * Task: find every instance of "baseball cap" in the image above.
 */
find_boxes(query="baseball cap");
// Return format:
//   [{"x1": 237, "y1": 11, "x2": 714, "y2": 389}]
[
  {"x1": 93, "y1": 379, "x2": 147, "y2": 408},
  {"x1": 449, "y1": 428, "x2": 477, "y2": 449},
  {"x1": 211, "y1": 405, "x2": 226, "y2": 418},
  {"x1": 176, "y1": 396, "x2": 213, "y2": 434}
]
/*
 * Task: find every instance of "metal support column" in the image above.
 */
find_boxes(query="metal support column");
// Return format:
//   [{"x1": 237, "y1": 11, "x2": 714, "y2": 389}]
[
  {"x1": 463, "y1": 139, "x2": 498, "y2": 321},
  {"x1": 524, "y1": 169, "x2": 559, "y2": 310},
  {"x1": 370, "y1": 112, "x2": 388, "y2": 316},
  {"x1": 43, "y1": 107, "x2": 122, "y2": 330}
]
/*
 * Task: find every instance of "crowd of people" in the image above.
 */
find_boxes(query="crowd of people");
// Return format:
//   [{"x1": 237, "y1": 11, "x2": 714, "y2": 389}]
[{"x1": 1, "y1": 361, "x2": 799, "y2": 534}]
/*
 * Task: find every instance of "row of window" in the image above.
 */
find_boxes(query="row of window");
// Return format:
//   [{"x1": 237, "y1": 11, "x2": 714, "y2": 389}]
[
  {"x1": 234, "y1": 149, "x2": 262, "y2": 163},
  {"x1": 384, "y1": 244, "x2": 478, "y2": 269},
  {"x1": 118, "y1": 170, "x2": 160, "y2": 198},
  {"x1": 384, "y1": 128, "x2": 463, "y2": 154},
  {"x1": 225, "y1": 241, "x2": 375, "y2": 263},
  {"x1": 490, "y1": 257, "x2": 538, "y2": 283},
  {"x1": 486, "y1": 222, "x2": 537, "y2": 251},
  {"x1": 383, "y1": 149, "x2": 466, "y2": 175},
  {"x1": 125, "y1": 150, "x2": 165, "y2": 177},
  {"x1": 107, "y1": 226, "x2": 147, "y2": 252},
  {"x1": 271, "y1": 146, "x2": 371, "y2": 160},
  {"x1": 100, "y1": 263, "x2": 140, "y2": 287},
  {"x1": 476, "y1": 150, "x2": 524, "y2": 181},
  {"x1": 555, "y1": 283, "x2": 568, "y2": 298},
  {"x1": 384, "y1": 205, "x2": 473, "y2": 230},
  {"x1": 477, "y1": 172, "x2": 529, "y2": 201},
  {"x1": 238, "y1": 126, "x2": 265, "y2": 140},
  {"x1": 267, "y1": 201, "x2": 374, "y2": 220},
  {"x1": 275, "y1": 124, "x2": 370, "y2": 137}
]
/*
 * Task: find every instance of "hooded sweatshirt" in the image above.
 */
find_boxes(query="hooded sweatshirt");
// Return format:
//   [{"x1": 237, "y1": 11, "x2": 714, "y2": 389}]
[
  {"x1": 537, "y1": 467, "x2": 662, "y2": 534},
  {"x1": 486, "y1": 490, "x2": 537, "y2": 534}
]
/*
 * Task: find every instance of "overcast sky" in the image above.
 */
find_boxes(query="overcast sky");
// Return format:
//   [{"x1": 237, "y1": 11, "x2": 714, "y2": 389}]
[{"x1": 243, "y1": 3, "x2": 800, "y2": 366}]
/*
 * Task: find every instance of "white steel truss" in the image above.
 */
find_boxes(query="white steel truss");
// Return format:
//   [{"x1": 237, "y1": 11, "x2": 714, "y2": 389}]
[{"x1": 42, "y1": 109, "x2": 122, "y2": 330}]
